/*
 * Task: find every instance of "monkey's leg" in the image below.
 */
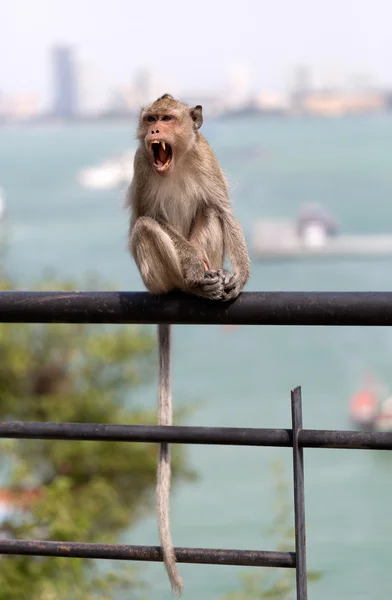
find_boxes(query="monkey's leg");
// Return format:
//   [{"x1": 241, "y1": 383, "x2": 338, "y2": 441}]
[
  {"x1": 189, "y1": 209, "x2": 225, "y2": 271},
  {"x1": 130, "y1": 217, "x2": 184, "y2": 294},
  {"x1": 156, "y1": 219, "x2": 224, "y2": 300},
  {"x1": 131, "y1": 217, "x2": 222, "y2": 298}
]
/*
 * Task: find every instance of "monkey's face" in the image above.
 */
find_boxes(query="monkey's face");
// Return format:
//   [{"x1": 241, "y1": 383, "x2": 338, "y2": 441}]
[
  {"x1": 138, "y1": 96, "x2": 204, "y2": 177},
  {"x1": 144, "y1": 115, "x2": 176, "y2": 175}
]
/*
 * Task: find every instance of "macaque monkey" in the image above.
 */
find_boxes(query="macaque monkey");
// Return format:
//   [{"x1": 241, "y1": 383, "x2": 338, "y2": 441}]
[{"x1": 126, "y1": 94, "x2": 250, "y2": 596}]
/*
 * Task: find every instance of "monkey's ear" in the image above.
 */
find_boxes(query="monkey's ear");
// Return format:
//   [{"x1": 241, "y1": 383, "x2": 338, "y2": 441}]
[{"x1": 190, "y1": 105, "x2": 203, "y2": 129}]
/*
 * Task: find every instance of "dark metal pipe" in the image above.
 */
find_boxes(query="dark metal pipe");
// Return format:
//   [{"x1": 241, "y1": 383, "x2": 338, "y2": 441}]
[
  {"x1": 0, "y1": 422, "x2": 391, "y2": 449},
  {"x1": 0, "y1": 540, "x2": 295, "y2": 568},
  {"x1": 1, "y1": 290, "x2": 392, "y2": 325},
  {"x1": 0, "y1": 422, "x2": 292, "y2": 446},
  {"x1": 299, "y1": 429, "x2": 392, "y2": 450},
  {"x1": 291, "y1": 387, "x2": 308, "y2": 600}
]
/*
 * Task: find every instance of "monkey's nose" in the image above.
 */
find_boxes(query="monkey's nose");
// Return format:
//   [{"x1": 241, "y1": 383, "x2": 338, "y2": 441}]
[{"x1": 151, "y1": 129, "x2": 160, "y2": 134}]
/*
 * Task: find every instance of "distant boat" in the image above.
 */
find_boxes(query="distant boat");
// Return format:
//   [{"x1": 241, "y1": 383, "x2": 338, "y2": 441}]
[
  {"x1": 374, "y1": 397, "x2": 392, "y2": 432},
  {"x1": 252, "y1": 204, "x2": 392, "y2": 261},
  {"x1": 349, "y1": 387, "x2": 378, "y2": 429},
  {"x1": 78, "y1": 150, "x2": 134, "y2": 190},
  {"x1": 349, "y1": 373, "x2": 392, "y2": 432}
]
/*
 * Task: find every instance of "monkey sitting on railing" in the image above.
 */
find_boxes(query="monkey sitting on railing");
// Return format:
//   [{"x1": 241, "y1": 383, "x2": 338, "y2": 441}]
[{"x1": 126, "y1": 94, "x2": 250, "y2": 596}]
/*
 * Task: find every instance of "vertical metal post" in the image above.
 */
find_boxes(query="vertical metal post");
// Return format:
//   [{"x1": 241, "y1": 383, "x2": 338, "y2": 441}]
[{"x1": 291, "y1": 386, "x2": 308, "y2": 599}]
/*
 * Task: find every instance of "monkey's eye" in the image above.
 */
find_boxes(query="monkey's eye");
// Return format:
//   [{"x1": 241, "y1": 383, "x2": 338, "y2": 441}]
[
  {"x1": 146, "y1": 115, "x2": 156, "y2": 123},
  {"x1": 161, "y1": 115, "x2": 172, "y2": 121}
]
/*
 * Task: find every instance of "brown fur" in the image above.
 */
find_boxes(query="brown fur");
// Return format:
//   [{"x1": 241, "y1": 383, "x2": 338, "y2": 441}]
[{"x1": 126, "y1": 95, "x2": 251, "y2": 596}]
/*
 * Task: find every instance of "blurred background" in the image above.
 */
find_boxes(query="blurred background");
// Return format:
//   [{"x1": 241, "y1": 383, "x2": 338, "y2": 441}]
[{"x1": 1, "y1": 1, "x2": 392, "y2": 599}]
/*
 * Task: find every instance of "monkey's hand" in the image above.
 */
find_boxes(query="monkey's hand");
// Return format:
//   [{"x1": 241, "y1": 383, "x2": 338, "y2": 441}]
[
  {"x1": 190, "y1": 269, "x2": 236, "y2": 301},
  {"x1": 191, "y1": 269, "x2": 244, "y2": 301},
  {"x1": 220, "y1": 271, "x2": 245, "y2": 301},
  {"x1": 189, "y1": 270, "x2": 225, "y2": 300},
  {"x1": 182, "y1": 255, "x2": 224, "y2": 300}
]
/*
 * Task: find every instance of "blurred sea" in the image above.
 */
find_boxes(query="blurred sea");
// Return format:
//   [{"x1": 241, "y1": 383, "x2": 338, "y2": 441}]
[{"x1": 1, "y1": 115, "x2": 392, "y2": 599}]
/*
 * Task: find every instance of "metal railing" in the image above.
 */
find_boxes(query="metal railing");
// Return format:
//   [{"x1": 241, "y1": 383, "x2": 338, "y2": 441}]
[{"x1": 1, "y1": 290, "x2": 392, "y2": 600}]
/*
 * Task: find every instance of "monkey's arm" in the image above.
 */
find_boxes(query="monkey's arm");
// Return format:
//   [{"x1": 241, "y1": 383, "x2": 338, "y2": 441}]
[
  {"x1": 188, "y1": 206, "x2": 249, "y2": 301},
  {"x1": 219, "y1": 208, "x2": 251, "y2": 300},
  {"x1": 197, "y1": 147, "x2": 250, "y2": 300}
]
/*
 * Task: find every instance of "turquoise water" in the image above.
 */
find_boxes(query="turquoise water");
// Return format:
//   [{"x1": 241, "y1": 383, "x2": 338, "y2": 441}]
[{"x1": 1, "y1": 115, "x2": 392, "y2": 598}]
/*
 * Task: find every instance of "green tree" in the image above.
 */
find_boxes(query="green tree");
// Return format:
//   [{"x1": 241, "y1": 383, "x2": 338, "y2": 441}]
[
  {"x1": 0, "y1": 272, "x2": 193, "y2": 600},
  {"x1": 221, "y1": 460, "x2": 322, "y2": 600}
]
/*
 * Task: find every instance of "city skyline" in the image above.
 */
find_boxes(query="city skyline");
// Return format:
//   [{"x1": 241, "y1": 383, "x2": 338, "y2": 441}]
[
  {"x1": 2, "y1": 0, "x2": 392, "y2": 108},
  {"x1": 0, "y1": 47, "x2": 389, "y2": 120},
  {"x1": 1, "y1": 43, "x2": 391, "y2": 123}
]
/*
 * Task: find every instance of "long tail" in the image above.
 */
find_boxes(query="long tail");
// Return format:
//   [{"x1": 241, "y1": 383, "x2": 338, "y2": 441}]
[{"x1": 157, "y1": 323, "x2": 184, "y2": 597}]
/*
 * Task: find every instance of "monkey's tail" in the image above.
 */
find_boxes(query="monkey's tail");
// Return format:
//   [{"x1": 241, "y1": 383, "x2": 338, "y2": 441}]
[{"x1": 157, "y1": 323, "x2": 184, "y2": 597}]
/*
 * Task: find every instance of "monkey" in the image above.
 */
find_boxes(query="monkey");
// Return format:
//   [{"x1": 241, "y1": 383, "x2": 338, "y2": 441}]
[{"x1": 125, "y1": 93, "x2": 250, "y2": 596}]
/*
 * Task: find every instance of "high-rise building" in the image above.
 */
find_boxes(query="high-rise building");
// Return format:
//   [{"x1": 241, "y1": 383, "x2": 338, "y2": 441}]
[{"x1": 52, "y1": 46, "x2": 78, "y2": 118}]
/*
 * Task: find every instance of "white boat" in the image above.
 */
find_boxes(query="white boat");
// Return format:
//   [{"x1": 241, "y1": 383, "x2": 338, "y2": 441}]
[
  {"x1": 252, "y1": 205, "x2": 392, "y2": 261},
  {"x1": 78, "y1": 151, "x2": 134, "y2": 190},
  {"x1": 375, "y1": 397, "x2": 392, "y2": 432}
]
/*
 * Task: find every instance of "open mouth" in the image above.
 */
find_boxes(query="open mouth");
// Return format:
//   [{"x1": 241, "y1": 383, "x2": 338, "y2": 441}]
[{"x1": 151, "y1": 141, "x2": 173, "y2": 172}]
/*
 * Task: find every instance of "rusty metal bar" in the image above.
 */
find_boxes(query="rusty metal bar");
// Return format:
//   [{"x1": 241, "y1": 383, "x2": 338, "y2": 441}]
[
  {"x1": 0, "y1": 421, "x2": 391, "y2": 449},
  {"x1": 291, "y1": 387, "x2": 308, "y2": 600},
  {"x1": 0, "y1": 539, "x2": 295, "y2": 568},
  {"x1": 0, "y1": 421, "x2": 292, "y2": 446},
  {"x1": 1, "y1": 290, "x2": 392, "y2": 325}
]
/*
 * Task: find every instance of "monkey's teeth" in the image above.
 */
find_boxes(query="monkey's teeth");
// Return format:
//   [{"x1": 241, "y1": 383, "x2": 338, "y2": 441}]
[{"x1": 162, "y1": 141, "x2": 166, "y2": 151}]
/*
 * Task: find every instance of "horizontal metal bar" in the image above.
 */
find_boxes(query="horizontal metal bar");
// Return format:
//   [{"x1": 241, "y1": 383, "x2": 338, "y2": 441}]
[
  {"x1": 0, "y1": 422, "x2": 292, "y2": 446},
  {"x1": 1, "y1": 291, "x2": 392, "y2": 325},
  {"x1": 0, "y1": 540, "x2": 295, "y2": 568},
  {"x1": 0, "y1": 422, "x2": 391, "y2": 449},
  {"x1": 299, "y1": 429, "x2": 392, "y2": 450}
]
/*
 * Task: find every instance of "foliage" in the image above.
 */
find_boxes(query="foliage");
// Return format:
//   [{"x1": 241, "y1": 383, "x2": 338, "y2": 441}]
[
  {"x1": 221, "y1": 460, "x2": 322, "y2": 600},
  {"x1": 0, "y1": 272, "x2": 193, "y2": 600}
]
